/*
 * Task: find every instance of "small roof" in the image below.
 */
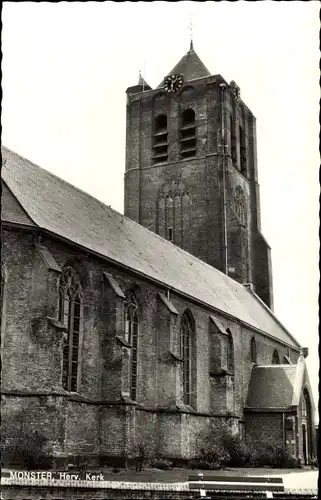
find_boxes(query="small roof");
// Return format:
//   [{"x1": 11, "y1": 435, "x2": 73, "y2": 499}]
[
  {"x1": 246, "y1": 365, "x2": 297, "y2": 409},
  {"x1": 126, "y1": 71, "x2": 151, "y2": 94},
  {"x1": 138, "y1": 71, "x2": 151, "y2": 89},
  {"x1": 1, "y1": 146, "x2": 301, "y2": 349},
  {"x1": 245, "y1": 355, "x2": 315, "y2": 411},
  {"x1": 157, "y1": 45, "x2": 211, "y2": 88}
]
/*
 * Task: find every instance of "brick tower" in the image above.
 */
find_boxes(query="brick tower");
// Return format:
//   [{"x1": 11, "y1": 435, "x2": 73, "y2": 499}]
[{"x1": 124, "y1": 43, "x2": 273, "y2": 309}]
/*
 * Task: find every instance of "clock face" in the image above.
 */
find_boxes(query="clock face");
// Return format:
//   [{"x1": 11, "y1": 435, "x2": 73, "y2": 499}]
[{"x1": 164, "y1": 74, "x2": 184, "y2": 93}]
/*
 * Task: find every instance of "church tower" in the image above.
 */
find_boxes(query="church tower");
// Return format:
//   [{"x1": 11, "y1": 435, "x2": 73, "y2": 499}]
[{"x1": 124, "y1": 43, "x2": 273, "y2": 309}]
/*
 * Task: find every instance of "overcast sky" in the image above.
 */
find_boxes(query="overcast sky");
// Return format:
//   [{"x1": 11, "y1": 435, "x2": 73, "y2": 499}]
[{"x1": 2, "y1": 2, "x2": 319, "y2": 408}]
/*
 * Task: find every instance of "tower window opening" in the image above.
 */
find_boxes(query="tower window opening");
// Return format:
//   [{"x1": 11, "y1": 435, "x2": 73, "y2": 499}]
[
  {"x1": 153, "y1": 114, "x2": 168, "y2": 164},
  {"x1": 168, "y1": 227, "x2": 173, "y2": 241},
  {"x1": 180, "y1": 109, "x2": 196, "y2": 158},
  {"x1": 239, "y1": 125, "x2": 247, "y2": 176}
]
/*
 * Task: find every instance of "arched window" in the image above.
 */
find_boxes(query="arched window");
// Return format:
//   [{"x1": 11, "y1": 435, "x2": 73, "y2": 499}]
[
  {"x1": 180, "y1": 310, "x2": 194, "y2": 405},
  {"x1": 1, "y1": 263, "x2": 8, "y2": 353},
  {"x1": 58, "y1": 267, "x2": 83, "y2": 392},
  {"x1": 180, "y1": 109, "x2": 196, "y2": 158},
  {"x1": 153, "y1": 114, "x2": 168, "y2": 164},
  {"x1": 226, "y1": 328, "x2": 234, "y2": 373},
  {"x1": 125, "y1": 293, "x2": 139, "y2": 401},
  {"x1": 250, "y1": 337, "x2": 257, "y2": 364},
  {"x1": 301, "y1": 389, "x2": 313, "y2": 463},
  {"x1": 272, "y1": 349, "x2": 280, "y2": 365}
]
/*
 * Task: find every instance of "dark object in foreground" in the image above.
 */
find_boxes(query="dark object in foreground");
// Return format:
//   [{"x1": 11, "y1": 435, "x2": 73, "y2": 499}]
[{"x1": 189, "y1": 473, "x2": 284, "y2": 497}]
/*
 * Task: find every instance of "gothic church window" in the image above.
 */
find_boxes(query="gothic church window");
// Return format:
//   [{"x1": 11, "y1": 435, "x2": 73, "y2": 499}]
[
  {"x1": 153, "y1": 114, "x2": 168, "y2": 164},
  {"x1": 124, "y1": 292, "x2": 139, "y2": 401},
  {"x1": 1, "y1": 263, "x2": 6, "y2": 325},
  {"x1": 58, "y1": 267, "x2": 83, "y2": 392},
  {"x1": 250, "y1": 337, "x2": 257, "y2": 364},
  {"x1": 1, "y1": 263, "x2": 7, "y2": 351},
  {"x1": 272, "y1": 349, "x2": 280, "y2": 365},
  {"x1": 180, "y1": 310, "x2": 194, "y2": 405},
  {"x1": 226, "y1": 328, "x2": 234, "y2": 373},
  {"x1": 156, "y1": 179, "x2": 190, "y2": 248},
  {"x1": 180, "y1": 109, "x2": 196, "y2": 158}
]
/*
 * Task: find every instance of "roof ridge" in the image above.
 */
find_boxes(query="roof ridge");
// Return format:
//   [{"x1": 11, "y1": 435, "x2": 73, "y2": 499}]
[
  {"x1": 2, "y1": 146, "x2": 247, "y2": 290},
  {"x1": 2, "y1": 145, "x2": 301, "y2": 350}
]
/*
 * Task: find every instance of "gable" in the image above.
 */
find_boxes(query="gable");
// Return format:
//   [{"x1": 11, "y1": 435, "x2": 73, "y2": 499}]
[{"x1": 1, "y1": 146, "x2": 301, "y2": 350}]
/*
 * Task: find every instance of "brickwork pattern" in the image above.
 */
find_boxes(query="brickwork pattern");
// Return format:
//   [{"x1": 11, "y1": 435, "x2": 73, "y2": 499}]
[
  {"x1": 1, "y1": 227, "x2": 302, "y2": 463},
  {"x1": 244, "y1": 413, "x2": 283, "y2": 448},
  {"x1": 124, "y1": 77, "x2": 273, "y2": 308}
]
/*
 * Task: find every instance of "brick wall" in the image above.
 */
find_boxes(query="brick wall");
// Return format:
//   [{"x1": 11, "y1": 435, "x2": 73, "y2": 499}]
[
  {"x1": 244, "y1": 412, "x2": 283, "y2": 449},
  {"x1": 124, "y1": 79, "x2": 273, "y2": 307},
  {"x1": 1, "y1": 227, "x2": 300, "y2": 463}
]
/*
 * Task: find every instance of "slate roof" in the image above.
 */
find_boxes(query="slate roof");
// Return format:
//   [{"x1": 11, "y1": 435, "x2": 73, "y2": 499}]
[
  {"x1": 245, "y1": 365, "x2": 298, "y2": 409},
  {"x1": 1, "y1": 146, "x2": 301, "y2": 349},
  {"x1": 157, "y1": 46, "x2": 211, "y2": 88}
]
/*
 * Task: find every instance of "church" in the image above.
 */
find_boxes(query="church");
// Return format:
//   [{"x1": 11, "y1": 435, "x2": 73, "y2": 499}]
[{"x1": 1, "y1": 42, "x2": 316, "y2": 467}]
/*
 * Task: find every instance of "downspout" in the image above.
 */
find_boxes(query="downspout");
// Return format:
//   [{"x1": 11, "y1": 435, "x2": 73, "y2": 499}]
[
  {"x1": 219, "y1": 83, "x2": 228, "y2": 275},
  {"x1": 282, "y1": 412, "x2": 285, "y2": 448}
]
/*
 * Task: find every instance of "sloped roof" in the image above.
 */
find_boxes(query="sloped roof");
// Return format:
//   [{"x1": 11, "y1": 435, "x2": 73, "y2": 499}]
[
  {"x1": 157, "y1": 46, "x2": 211, "y2": 88},
  {"x1": 1, "y1": 181, "x2": 36, "y2": 227},
  {"x1": 138, "y1": 73, "x2": 151, "y2": 89},
  {"x1": 246, "y1": 365, "x2": 298, "y2": 409},
  {"x1": 126, "y1": 72, "x2": 152, "y2": 94},
  {"x1": 1, "y1": 146, "x2": 300, "y2": 349}
]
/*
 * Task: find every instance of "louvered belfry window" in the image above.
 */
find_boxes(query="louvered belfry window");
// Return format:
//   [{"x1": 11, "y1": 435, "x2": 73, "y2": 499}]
[
  {"x1": 153, "y1": 114, "x2": 168, "y2": 164},
  {"x1": 124, "y1": 293, "x2": 139, "y2": 401},
  {"x1": 180, "y1": 311, "x2": 193, "y2": 405},
  {"x1": 180, "y1": 109, "x2": 196, "y2": 159},
  {"x1": 58, "y1": 267, "x2": 83, "y2": 392}
]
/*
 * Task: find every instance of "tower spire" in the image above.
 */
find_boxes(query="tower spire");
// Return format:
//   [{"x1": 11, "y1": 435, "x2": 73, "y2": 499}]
[{"x1": 188, "y1": 18, "x2": 194, "y2": 50}]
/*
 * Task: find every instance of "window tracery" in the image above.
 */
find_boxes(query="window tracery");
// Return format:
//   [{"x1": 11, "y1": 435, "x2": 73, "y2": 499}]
[
  {"x1": 157, "y1": 179, "x2": 190, "y2": 246},
  {"x1": 180, "y1": 310, "x2": 194, "y2": 405},
  {"x1": 124, "y1": 292, "x2": 139, "y2": 400},
  {"x1": 58, "y1": 266, "x2": 83, "y2": 392}
]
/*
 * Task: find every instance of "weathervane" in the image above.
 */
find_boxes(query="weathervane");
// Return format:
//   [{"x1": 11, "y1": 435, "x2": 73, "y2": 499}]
[{"x1": 188, "y1": 18, "x2": 194, "y2": 50}]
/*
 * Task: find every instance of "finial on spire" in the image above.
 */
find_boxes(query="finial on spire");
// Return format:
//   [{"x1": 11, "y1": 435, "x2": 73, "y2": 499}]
[
  {"x1": 188, "y1": 18, "x2": 194, "y2": 50},
  {"x1": 138, "y1": 70, "x2": 142, "y2": 84}
]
